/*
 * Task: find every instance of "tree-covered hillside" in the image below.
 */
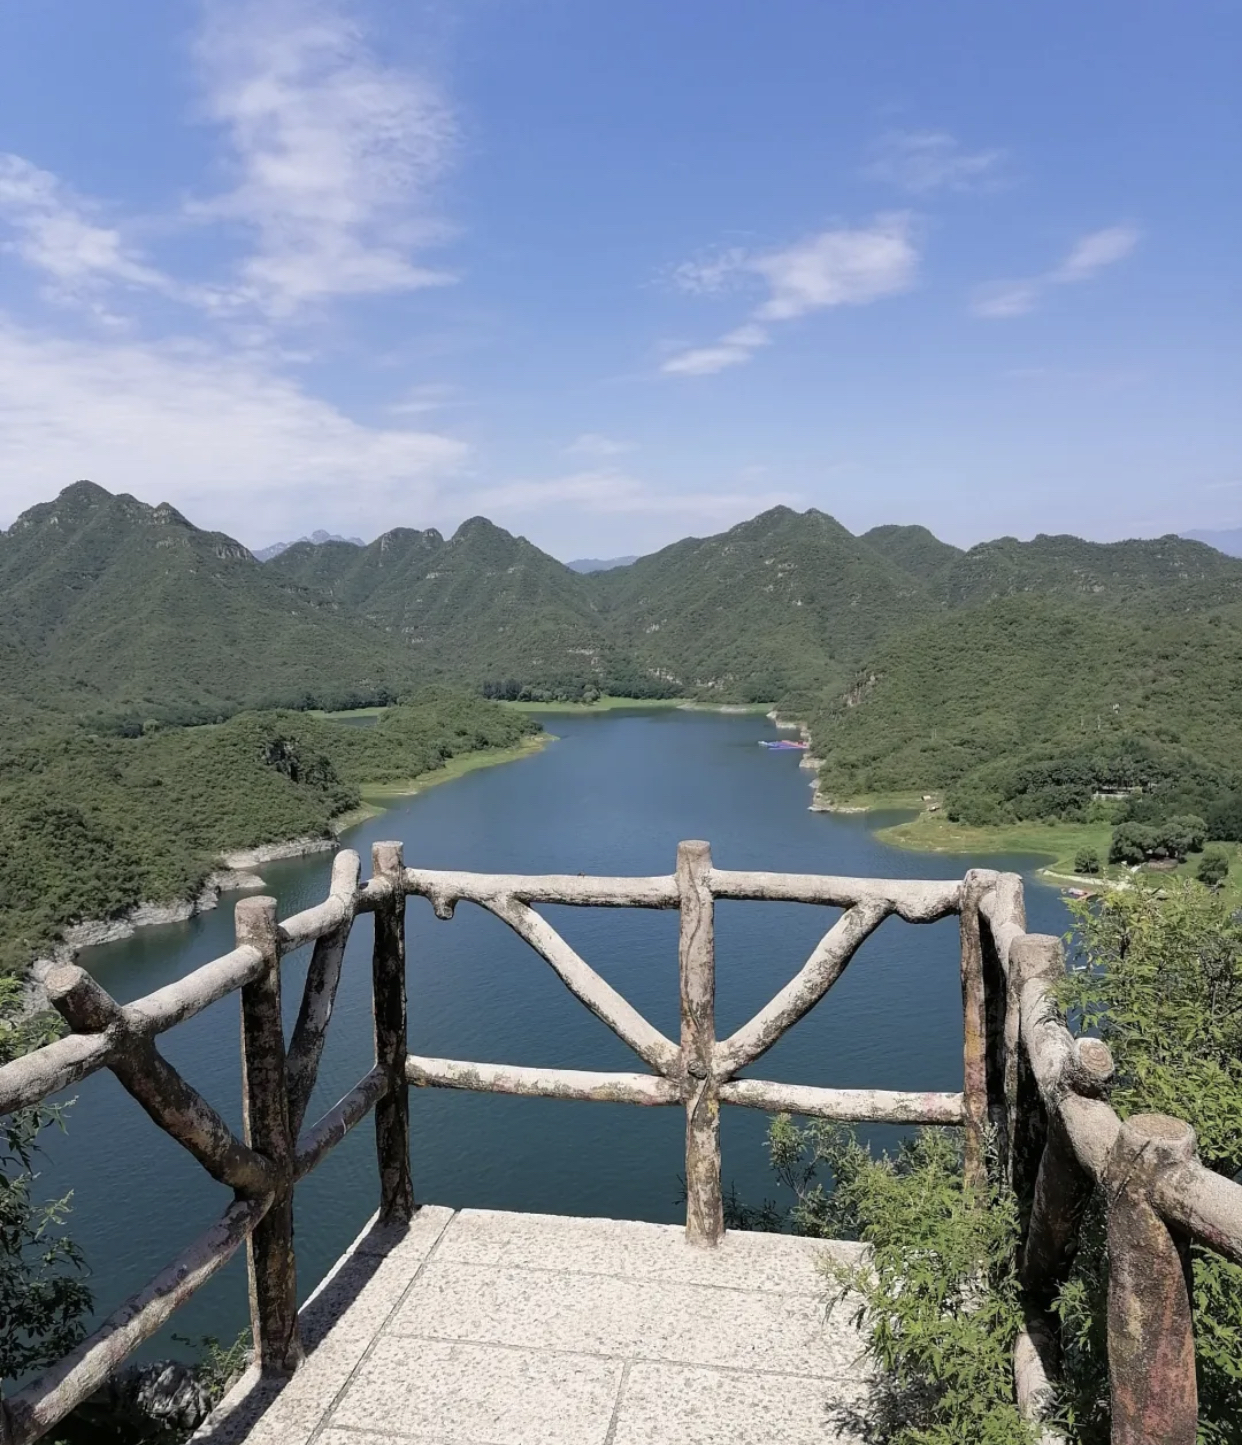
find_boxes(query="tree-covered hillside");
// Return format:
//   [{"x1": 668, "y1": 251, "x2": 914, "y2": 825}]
[
  {"x1": 0, "y1": 482, "x2": 424, "y2": 729},
  {"x1": 808, "y1": 594, "x2": 1242, "y2": 824},
  {"x1": 589, "y1": 506, "x2": 931, "y2": 700},
  {"x1": 0, "y1": 690, "x2": 539, "y2": 974}
]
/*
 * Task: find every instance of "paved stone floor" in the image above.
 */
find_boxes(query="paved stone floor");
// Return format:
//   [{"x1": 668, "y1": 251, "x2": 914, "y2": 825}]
[{"x1": 195, "y1": 1206, "x2": 870, "y2": 1445}]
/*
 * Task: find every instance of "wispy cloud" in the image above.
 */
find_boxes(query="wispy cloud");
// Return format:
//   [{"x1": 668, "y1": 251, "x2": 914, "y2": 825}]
[
  {"x1": 865, "y1": 130, "x2": 1005, "y2": 195},
  {"x1": 564, "y1": 433, "x2": 634, "y2": 458},
  {"x1": 662, "y1": 215, "x2": 916, "y2": 376},
  {"x1": 0, "y1": 318, "x2": 466, "y2": 540},
  {"x1": 466, "y1": 469, "x2": 799, "y2": 520},
  {"x1": 0, "y1": 154, "x2": 180, "y2": 310},
  {"x1": 972, "y1": 225, "x2": 1140, "y2": 319},
  {"x1": 191, "y1": 0, "x2": 457, "y2": 318}
]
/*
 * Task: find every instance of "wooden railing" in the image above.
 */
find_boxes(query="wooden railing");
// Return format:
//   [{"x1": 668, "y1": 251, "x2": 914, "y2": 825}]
[{"x1": 1, "y1": 844, "x2": 1239, "y2": 1444}]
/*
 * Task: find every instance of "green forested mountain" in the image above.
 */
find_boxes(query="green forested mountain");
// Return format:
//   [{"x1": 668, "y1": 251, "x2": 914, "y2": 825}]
[
  {"x1": 929, "y1": 532, "x2": 1242, "y2": 609},
  {"x1": 270, "y1": 515, "x2": 623, "y2": 693},
  {"x1": 6, "y1": 479, "x2": 1242, "y2": 839},
  {"x1": 0, "y1": 482, "x2": 422, "y2": 728},
  {"x1": 860, "y1": 524, "x2": 962, "y2": 582},
  {"x1": 589, "y1": 506, "x2": 930, "y2": 700}
]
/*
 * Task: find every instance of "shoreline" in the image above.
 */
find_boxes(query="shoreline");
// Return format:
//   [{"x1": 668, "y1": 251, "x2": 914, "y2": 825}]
[{"x1": 24, "y1": 734, "x2": 553, "y2": 995}]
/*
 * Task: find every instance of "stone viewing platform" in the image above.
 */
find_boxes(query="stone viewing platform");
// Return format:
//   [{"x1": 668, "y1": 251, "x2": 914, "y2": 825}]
[
  {"x1": 196, "y1": 1207, "x2": 869, "y2": 1444},
  {"x1": 4, "y1": 841, "x2": 1240, "y2": 1444}
]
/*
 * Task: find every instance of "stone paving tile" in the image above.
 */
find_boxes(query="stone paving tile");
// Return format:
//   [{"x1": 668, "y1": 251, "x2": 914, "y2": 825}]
[
  {"x1": 193, "y1": 1207, "x2": 454, "y2": 1443},
  {"x1": 326, "y1": 1335, "x2": 623, "y2": 1444},
  {"x1": 389, "y1": 1259, "x2": 864, "y2": 1378},
  {"x1": 610, "y1": 1361, "x2": 870, "y2": 1445},
  {"x1": 437, "y1": 1209, "x2": 866, "y2": 1295}
]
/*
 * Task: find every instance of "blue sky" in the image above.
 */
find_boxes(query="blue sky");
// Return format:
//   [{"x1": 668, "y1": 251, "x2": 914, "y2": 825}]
[{"x1": 0, "y1": 1, "x2": 1238, "y2": 558}]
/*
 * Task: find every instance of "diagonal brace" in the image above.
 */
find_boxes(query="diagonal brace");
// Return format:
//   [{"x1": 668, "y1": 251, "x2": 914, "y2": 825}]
[
  {"x1": 45, "y1": 964, "x2": 275, "y2": 1198},
  {"x1": 482, "y1": 896, "x2": 681, "y2": 1076},
  {"x1": 714, "y1": 899, "x2": 892, "y2": 1078}
]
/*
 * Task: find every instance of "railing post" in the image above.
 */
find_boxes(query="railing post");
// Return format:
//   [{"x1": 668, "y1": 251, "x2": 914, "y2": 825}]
[
  {"x1": 236, "y1": 896, "x2": 301, "y2": 1375},
  {"x1": 1106, "y1": 1114, "x2": 1198, "y2": 1445},
  {"x1": 678, "y1": 839, "x2": 722, "y2": 1245},
  {"x1": 372, "y1": 841, "x2": 414, "y2": 1224},
  {"x1": 958, "y1": 873, "x2": 989, "y2": 1191},
  {"x1": 1022, "y1": 1037, "x2": 1113, "y2": 1312}
]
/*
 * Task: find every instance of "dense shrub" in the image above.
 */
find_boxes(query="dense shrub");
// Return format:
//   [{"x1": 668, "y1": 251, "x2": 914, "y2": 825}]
[
  {"x1": 1074, "y1": 847, "x2": 1101, "y2": 875},
  {"x1": 1197, "y1": 847, "x2": 1230, "y2": 888}
]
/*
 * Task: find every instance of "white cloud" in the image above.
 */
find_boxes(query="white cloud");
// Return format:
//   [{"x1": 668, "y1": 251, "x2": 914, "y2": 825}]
[
  {"x1": 0, "y1": 153, "x2": 177, "y2": 305},
  {"x1": 1051, "y1": 225, "x2": 1140, "y2": 283},
  {"x1": 465, "y1": 469, "x2": 799, "y2": 521},
  {"x1": 0, "y1": 319, "x2": 466, "y2": 541},
  {"x1": 866, "y1": 130, "x2": 1005, "y2": 195},
  {"x1": 668, "y1": 247, "x2": 749, "y2": 295},
  {"x1": 972, "y1": 224, "x2": 1140, "y2": 319},
  {"x1": 191, "y1": 0, "x2": 456, "y2": 317},
  {"x1": 564, "y1": 433, "x2": 634, "y2": 458},
  {"x1": 662, "y1": 215, "x2": 916, "y2": 376}
]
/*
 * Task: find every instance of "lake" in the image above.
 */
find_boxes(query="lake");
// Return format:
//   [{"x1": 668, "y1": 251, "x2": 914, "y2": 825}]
[{"x1": 54, "y1": 707, "x2": 1067, "y2": 1353}]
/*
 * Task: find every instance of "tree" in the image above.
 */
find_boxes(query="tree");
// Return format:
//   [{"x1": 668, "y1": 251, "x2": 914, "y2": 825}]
[
  {"x1": 1058, "y1": 884, "x2": 1242, "y2": 1440},
  {"x1": 1108, "y1": 821, "x2": 1155, "y2": 865},
  {"x1": 1074, "y1": 847, "x2": 1101, "y2": 875},
  {"x1": 0, "y1": 980, "x2": 93, "y2": 1383},
  {"x1": 1197, "y1": 847, "x2": 1230, "y2": 888}
]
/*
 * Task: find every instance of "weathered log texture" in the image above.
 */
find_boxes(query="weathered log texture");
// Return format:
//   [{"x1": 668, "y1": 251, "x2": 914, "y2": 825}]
[
  {"x1": 2, "y1": 1197, "x2": 267, "y2": 1445},
  {"x1": 977, "y1": 870, "x2": 1026, "y2": 976},
  {"x1": 236, "y1": 896, "x2": 301, "y2": 1376},
  {"x1": 958, "y1": 876, "x2": 989, "y2": 1191},
  {"x1": 286, "y1": 850, "x2": 362, "y2": 1137},
  {"x1": 678, "y1": 841, "x2": 722, "y2": 1246},
  {"x1": 0, "y1": 1028, "x2": 114, "y2": 1117},
  {"x1": 275, "y1": 847, "x2": 357, "y2": 953},
  {"x1": 404, "y1": 867, "x2": 679, "y2": 913},
  {"x1": 45, "y1": 965, "x2": 275, "y2": 1198},
  {"x1": 482, "y1": 895, "x2": 681, "y2": 1075},
  {"x1": 294, "y1": 1065, "x2": 388, "y2": 1181},
  {"x1": 718, "y1": 1078, "x2": 966, "y2": 1124},
  {"x1": 713, "y1": 900, "x2": 891, "y2": 1078},
  {"x1": 406, "y1": 1055, "x2": 681, "y2": 1105},
  {"x1": 1150, "y1": 1156, "x2": 1242, "y2": 1268},
  {"x1": 372, "y1": 841, "x2": 414, "y2": 1224},
  {"x1": 708, "y1": 868, "x2": 961, "y2": 922},
  {"x1": 1106, "y1": 1114, "x2": 1198, "y2": 1445},
  {"x1": 1013, "y1": 1313, "x2": 1065, "y2": 1445},
  {"x1": 1022, "y1": 1113, "x2": 1092, "y2": 1313},
  {"x1": 123, "y1": 945, "x2": 265, "y2": 1037}
]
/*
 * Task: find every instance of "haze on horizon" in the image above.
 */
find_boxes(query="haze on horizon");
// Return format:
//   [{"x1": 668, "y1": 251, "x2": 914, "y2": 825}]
[{"x1": 0, "y1": 1, "x2": 1237, "y2": 559}]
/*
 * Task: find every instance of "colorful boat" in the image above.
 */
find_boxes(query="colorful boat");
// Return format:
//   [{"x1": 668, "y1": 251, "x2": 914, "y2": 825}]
[{"x1": 758, "y1": 739, "x2": 809, "y2": 750}]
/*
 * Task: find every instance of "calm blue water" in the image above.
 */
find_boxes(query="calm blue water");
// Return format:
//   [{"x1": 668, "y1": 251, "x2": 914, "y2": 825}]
[{"x1": 49, "y1": 708, "x2": 1067, "y2": 1353}]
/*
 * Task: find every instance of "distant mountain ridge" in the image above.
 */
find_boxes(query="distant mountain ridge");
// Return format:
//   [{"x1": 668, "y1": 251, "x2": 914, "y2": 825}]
[
  {"x1": 255, "y1": 529, "x2": 365, "y2": 562},
  {"x1": 6, "y1": 480, "x2": 1242, "y2": 745},
  {"x1": 567, "y1": 555, "x2": 638, "y2": 573},
  {"x1": 1183, "y1": 527, "x2": 1242, "y2": 559}
]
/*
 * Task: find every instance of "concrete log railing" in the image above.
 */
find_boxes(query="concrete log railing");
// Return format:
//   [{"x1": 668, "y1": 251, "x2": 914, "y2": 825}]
[
  {"x1": 0, "y1": 846, "x2": 402, "y2": 1445},
  {"x1": 2, "y1": 845, "x2": 1237, "y2": 1444},
  {"x1": 977, "y1": 872, "x2": 1242, "y2": 1445}
]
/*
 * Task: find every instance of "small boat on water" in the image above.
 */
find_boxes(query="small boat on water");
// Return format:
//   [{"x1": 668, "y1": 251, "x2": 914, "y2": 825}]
[{"x1": 758, "y1": 739, "x2": 809, "y2": 750}]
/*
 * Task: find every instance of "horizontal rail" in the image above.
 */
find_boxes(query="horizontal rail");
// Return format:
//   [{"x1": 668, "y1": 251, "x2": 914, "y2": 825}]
[
  {"x1": 123, "y1": 945, "x2": 265, "y2": 1036},
  {"x1": 0, "y1": 1030, "x2": 114, "y2": 1116},
  {"x1": 1150, "y1": 1157, "x2": 1242, "y2": 1267},
  {"x1": 718, "y1": 1078, "x2": 967, "y2": 1125},
  {"x1": 2, "y1": 1195, "x2": 269, "y2": 1445},
  {"x1": 406, "y1": 1055, "x2": 681, "y2": 1105},
  {"x1": 709, "y1": 869, "x2": 962, "y2": 922},
  {"x1": 294, "y1": 1065, "x2": 388, "y2": 1180},
  {"x1": 404, "y1": 867, "x2": 679, "y2": 913}
]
